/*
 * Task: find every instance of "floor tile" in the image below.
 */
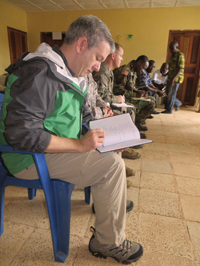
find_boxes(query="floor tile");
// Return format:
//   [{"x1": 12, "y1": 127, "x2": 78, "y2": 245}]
[
  {"x1": 142, "y1": 159, "x2": 172, "y2": 174},
  {"x1": 10, "y1": 228, "x2": 82, "y2": 266},
  {"x1": 137, "y1": 251, "x2": 193, "y2": 266},
  {"x1": 180, "y1": 195, "x2": 200, "y2": 222},
  {"x1": 176, "y1": 176, "x2": 200, "y2": 196},
  {"x1": 4, "y1": 193, "x2": 48, "y2": 228},
  {"x1": 144, "y1": 134, "x2": 166, "y2": 143},
  {"x1": 165, "y1": 136, "x2": 188, "y2": 144},
  {"x1": 139, "y1": 188, "x2": 182, "y2": 218},
  {"x1": 140, "y1": 172, "x2": 177, "y2": 193},
  {"x1": 169, "y1": 151, "x2": 200, "y2": 165},
  {"x1": 0, "y1": 221, "x2": 35, "y2": 266},
  {"x1": 138, "y1": 213, "x2": 192, "y2": 258},
  {"x1": 167, "y1": 143, "x2": 193, "y2": 153},
  {"x1": 172, "y1": 162, "x2": 200, "y2": 178},
  {"x1": 187, "y1": 221, "x2": 200, "y2": 266},
  {"x1": 143, "y1": 142, "x2": 169, "y2": 151},
  {"x1": 141, "y1": 149, "x2": 170, "y2": 160}
]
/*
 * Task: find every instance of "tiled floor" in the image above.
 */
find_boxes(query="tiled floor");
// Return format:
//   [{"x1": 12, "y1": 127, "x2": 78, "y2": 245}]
[{"x1": 1, "y1": 105, "x2": 200, "y2": 266}]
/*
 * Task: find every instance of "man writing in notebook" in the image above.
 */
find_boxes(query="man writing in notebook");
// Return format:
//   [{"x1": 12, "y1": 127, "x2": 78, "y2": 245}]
[{"x1": 0, "y1": 15, "x2": 143, "y2": 264}]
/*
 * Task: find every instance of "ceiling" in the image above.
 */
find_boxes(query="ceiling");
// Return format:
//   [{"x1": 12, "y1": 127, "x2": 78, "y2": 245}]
[{"x1": 3, "y1": 0, "x2": 200, "y2": 12}]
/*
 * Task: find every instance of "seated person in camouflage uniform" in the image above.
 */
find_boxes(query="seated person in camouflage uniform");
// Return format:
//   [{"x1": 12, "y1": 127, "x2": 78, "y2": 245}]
[
  {"x1": 83, "y1": 73, "x2": 135, "y2": 185},
  {"x1": 113, "y1": 55, "x2": 156, "y2": 131},
  {"x1": 136, "y1": 60, "x2": 166, "y2": 113},
  {"x1": 93, "y1": 42, "x2": 141, "y2": 160}
]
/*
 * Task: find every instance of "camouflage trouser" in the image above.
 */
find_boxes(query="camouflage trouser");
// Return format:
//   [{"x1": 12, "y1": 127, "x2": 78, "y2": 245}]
[
  {"x1": 126, "y1": 96, "x2": 155, "y2": 122},
  {"x1": 112, "y1": 105, "x2": 136, "y2": 123}
]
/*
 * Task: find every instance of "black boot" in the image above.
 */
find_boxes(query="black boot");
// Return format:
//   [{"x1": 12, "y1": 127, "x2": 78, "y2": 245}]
[{"x1": 135, "y1": 121, "x2": 148, "y2": 131}]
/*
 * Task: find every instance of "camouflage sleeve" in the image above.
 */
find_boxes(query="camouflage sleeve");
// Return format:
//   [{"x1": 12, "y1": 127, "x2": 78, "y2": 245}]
[
  {"x1": 93, "y1": 72, "x2": 118, "y2": 104},
  {"x1": 113, "y1": 69, "x2": 128, "y2": 96},
  {"x1": 95, "y1": 88, "x2": 107, "y2": 107}
]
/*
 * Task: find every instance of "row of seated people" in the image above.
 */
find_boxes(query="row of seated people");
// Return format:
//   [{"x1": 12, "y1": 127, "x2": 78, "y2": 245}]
[{"x1": 82, "y1": 42, "x2": 168, "y2": 192}]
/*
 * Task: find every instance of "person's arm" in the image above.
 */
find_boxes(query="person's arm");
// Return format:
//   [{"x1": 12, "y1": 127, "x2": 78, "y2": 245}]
[
  {"x1": 169, "y1": 68, "x2": 183, "y2": 87},
  {"x1": 145, "y1": 73, "x2": 166, "y2": 96},
  {"x1": 4, "y1": 61, "x2": 105, "y2": 153},
  {"x1": 93, "y1": 72, "x2": 122, "y2": 103},
  {"x1": 170, "y1": 53, "x2": 185, "y2": 87},
  {"x1": 45, "y1": 129, "x2": 105, "y2": 153}
]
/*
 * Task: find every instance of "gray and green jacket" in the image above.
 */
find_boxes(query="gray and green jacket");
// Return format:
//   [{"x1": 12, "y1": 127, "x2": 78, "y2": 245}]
[{"x1": 0, "y1": 43, "x2": 87, "y2": 175}]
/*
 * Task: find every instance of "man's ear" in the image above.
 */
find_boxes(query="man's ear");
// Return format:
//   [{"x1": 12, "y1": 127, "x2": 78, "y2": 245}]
[
  {"x1": 111, "y1": 53, "x2": 115, "y2": 60},
  {"x1": 76, "y1": 37, "x2": 88, "y2": 54}
]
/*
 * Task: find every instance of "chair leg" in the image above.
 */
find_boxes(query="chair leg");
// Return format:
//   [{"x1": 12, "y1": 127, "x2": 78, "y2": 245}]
[
  {"x1": 28, "y1": 188, "x2": 37, "y2": 200},
  {"x1": 84, "y1": 186, "x2": 91, "y2": 205},
  {"x1": 43, "y1": 180, "x2": 75, "y2": 262},
  {"x1": 0, "y1": 186, "x2": 5, "y2": 236}
]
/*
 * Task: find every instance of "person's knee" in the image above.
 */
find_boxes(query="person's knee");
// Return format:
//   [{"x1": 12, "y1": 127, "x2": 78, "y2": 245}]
[{"x1": 103, "y1": 152, "x2": 125, "y2": 177}]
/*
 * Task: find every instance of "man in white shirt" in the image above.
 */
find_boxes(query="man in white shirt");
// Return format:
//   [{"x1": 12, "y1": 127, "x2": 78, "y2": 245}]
[{"x1": 152, "y1": 62, "x2": 169, "y2": 90}]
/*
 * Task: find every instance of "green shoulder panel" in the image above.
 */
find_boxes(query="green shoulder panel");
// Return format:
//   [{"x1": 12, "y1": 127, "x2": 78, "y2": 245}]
[{"x1": 0, "y1": 74, "x2": 34, "y2": 175}]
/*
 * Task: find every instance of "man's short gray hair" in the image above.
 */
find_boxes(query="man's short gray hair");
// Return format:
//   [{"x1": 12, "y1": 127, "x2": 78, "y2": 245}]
[{"x1": 64, "y1": 15, "x2": 114, "y2": 53}]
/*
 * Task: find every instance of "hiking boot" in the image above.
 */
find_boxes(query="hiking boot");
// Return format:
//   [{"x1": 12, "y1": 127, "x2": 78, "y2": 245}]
[
  {"x1": 140, "y1": 132, "x2": 146, "y2": 139},
  {"x1": 126, "y1": 166, "x2": 135, "y2": 177},
  {"x1": 92, "y1": 199, "x2": 133, "y2": 214},
  {"x1": 135, "y1": 122, "x2": 148, "y2": 131},
  {"x1": 122, "y1": 149, "x2": 141, "y2": 160},
  {"x1": 140, "y1": 120, "x2": 146, "y2": 125},
  {"x1": 161, "y1": 110, "x2": 171, "y2": 114},
  {"x1": 127, "y1": 179, "x2": 133, "y2": 189},
  {"x1": 146, "y1": 115, "x2": 154, "y2": 119},
  {"x1": 152, "y1": 110, "x2": 160, "y2": 114},
  {"x1": 133, "y1": 145, "x2": 143, "y2": 149},
  {"x1": 89, "y1": 232, "x2": 143, "y2": 264}
]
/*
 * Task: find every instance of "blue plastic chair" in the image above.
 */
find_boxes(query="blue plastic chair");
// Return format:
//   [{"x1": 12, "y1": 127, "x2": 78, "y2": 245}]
[{"x1": 0, "y1": 93, "x2": 90, "y2": 262}]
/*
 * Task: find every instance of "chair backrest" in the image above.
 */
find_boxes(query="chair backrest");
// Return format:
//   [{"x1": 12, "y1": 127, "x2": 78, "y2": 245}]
[{"x1": 0, "y1": 93, "x2": 4, "y2": 117}]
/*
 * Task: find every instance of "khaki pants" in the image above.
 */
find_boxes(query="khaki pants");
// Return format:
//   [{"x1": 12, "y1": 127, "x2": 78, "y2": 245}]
[{"x1": 15, "y1": 150, "x2": 126, "y2": 246}]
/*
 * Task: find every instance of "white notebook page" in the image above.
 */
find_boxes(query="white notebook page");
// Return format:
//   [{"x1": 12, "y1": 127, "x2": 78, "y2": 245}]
[{"x1": 90, "y1": 113, "x2": 140, "y2": 147}]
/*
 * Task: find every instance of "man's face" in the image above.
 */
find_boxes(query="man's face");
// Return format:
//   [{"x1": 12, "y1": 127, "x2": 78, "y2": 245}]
[
  {"x1": 137, "y1": 60, "x2": 149, "y2": 74},
  {"x1": 170, "y1": 43, "x2": 178, "y2": 54},
  {"x1": 76, "y1": 39, "x2": 111, "y2": 77},
  {"x1": 149, "y1": 62, "x2": 156, "y2": 73},
  {"x1": 161, "y1": 64, "x2": 169, "y2": 75},
  {"x1": 113, "y1": 47, "x2": 124, "y2": 68}
]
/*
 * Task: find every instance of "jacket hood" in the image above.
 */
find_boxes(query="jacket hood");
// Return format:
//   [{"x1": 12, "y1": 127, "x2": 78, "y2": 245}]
[{"x1": 23, "y1": 43, "x2": 86, "y2": 93}]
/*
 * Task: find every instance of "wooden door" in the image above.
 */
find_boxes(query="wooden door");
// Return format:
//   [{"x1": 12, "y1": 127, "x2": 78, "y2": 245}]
[
  {"x1": 40, "y1": 32, "x2": 65, "y2": 48},
  {"x1": 7, "y1": 27, "x2": 28, "y2": 64},
  {"x1": 166, "y1": 30, "x2": 200, "y2": 106}
]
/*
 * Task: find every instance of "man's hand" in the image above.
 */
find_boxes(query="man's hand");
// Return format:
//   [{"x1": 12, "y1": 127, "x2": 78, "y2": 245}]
[
  {"x1": 79, "y1": 129, "x2": 105, "y2": 152},
  {"x1": 135, "y1": 90, "x2": 147, "y2": 98},
  {"x1": 157, "y1": 90, "x2": 167, "y2": 97},
  {"x1": 117, "y1": 95, "x2": 125, "y2": 103},
  {"x1": 103, "y1": 107, "x2": 114, "y2": 117}
]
